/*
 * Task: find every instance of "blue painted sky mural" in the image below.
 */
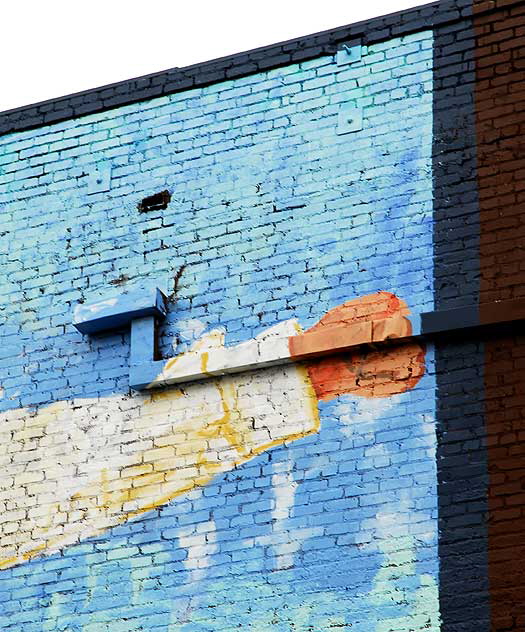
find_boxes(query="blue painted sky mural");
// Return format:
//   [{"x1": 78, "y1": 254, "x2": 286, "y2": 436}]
[{"x1": 0, "y1": 30, "x2": 438, "y2": 631}]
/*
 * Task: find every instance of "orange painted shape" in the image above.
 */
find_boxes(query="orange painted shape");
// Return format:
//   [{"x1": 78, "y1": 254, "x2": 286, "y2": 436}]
[
  {"x1": 305, "y1": 291, "x2": 411, "y2": 332},
  {"x1": 288, "y1": 292, "x2": 425, "y2": 402},
  {"x1": 289, "y1": 320, "x2": 372, "y2": 358},
  {"x1": 305, "y1": 343, "x2": 426, "y2": 401},
  {"x1": 372, "y1": 313, "x2": 412, "y2": 342}
]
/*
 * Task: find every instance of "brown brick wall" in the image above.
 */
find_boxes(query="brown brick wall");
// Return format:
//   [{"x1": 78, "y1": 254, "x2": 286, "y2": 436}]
[
  {"x1": 474, "y1": 1, "x2": 525, "y2": 629},
  {"x1": 475, "y1": 0, "x2": 525, "y2": 303}
]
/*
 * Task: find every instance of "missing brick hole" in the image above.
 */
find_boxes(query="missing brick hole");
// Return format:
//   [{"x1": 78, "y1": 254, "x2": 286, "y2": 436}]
[
  {"x1": 109, "y1": 274, "x2": 129, "y2": 286},
  {"x1": 138, "y1": 190, "x2": 171, "y2": 213}
]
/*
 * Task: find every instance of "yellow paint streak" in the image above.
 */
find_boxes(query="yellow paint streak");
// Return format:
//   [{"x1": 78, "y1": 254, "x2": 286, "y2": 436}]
[
  {"x1": 23, "y1": 543, "x2": 47, "y2": 560},
  {"x1": 163, "y1": 331, "x2": 224, "y2": 374},
  {"x1": 0, "y1": 541, "x2": 52, "y2": 570},
  {"x1": 149, "y1": 389, "x2": 183, "y2": 403},
  {"x1": 164, "y1": 356, "x2": 178, "y2": 372},
  {"x1": 100, "y1": 468, "x2": 111, "y2": 510},
  {"x1": 200, "y1": 351, "x2": 210, "y2": 376},
  {"x1": 0, "y1": 555, "x2": 21, "y2": 570}
]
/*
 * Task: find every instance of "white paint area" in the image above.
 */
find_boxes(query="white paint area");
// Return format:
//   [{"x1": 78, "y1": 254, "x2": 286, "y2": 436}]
[
  {"x1": 270, "y1": 458, "x2": 299, "y2": 570},
  {"x1": 175, "y1": 319, "x2": 208, "y2": 345},
  {"x1": 158, "y1": 319, "x2": 298, "y2": 387},
  {"x1": 334, "y1": 394, "x2": 402, "y2": 437},
  {"x1": 420, "y1": 412, "x2": 439, "y2": 459},
  {"x1": 375, "y1": 492, "x2": 413, "y2": 541},
  {"x1": 1, "y1": 353, "x2": 320, "y2": 569},
  {"x1": 370, "y1": 493, "x2": 441, "y2": 631},
  {"x1": 73, "y1": 297, "x2": 118, "y2": 322},
  {"x1": 178, "y1": 491, "x2": 219, "y2": 585}
]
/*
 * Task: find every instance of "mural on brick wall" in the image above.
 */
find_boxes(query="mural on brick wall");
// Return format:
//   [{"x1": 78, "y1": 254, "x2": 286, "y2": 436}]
[
  {"x1": 0, "y1": 30, "x2": 438, "y2": 632},
  {"x1": 0, "y1": 292, "x2": 425, "y2": 571}
]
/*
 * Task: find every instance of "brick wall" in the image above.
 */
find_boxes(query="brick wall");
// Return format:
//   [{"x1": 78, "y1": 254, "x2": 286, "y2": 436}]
[
  {"x1": 0, "y1": 1, "x2": 523, "y2": 631},
  {"x1": 474, "y1": 1, "x2": 525, "y2": 630}
]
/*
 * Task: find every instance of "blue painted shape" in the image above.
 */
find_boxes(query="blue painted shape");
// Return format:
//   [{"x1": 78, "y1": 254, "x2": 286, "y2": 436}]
[
  {"x1": 73, "y1": 287, "x2": 167, "y2": 335},
  {"x1": 0, "y1": 29, "x2": 440, "y2": 632},
  {"x1": 130, "y1": 316, "x2": 156, "y2": 364},
  {"x1": 129, "y1": 361, "x2": 164, "y2": 390},
  {"x1": 129, "y1": 317, "x2": 164, "y2": 389}
]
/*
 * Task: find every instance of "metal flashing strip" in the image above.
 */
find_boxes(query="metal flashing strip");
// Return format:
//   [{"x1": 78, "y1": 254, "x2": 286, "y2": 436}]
[
  {"x1": 139, "y1": 298, "x2": 525, "y2": 391},
  {"x1": 73, "y1": 291, "x2": 525, "y2": 391}
]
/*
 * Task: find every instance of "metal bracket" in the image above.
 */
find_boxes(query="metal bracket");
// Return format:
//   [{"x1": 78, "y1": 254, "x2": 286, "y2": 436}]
[
  {"x1": 129, "y1": 317, "x2": 165, "y2": 390},
  {"x1": 73, "y1": 286, "x2": 167, "y2": 335},
  {"x1": 336, "y1": 40, "x2": 362, "y2": 66},
  {"x1": 337, "y1": 105, "x2": 363, "y2": 135},
  {"x1": 87, "y1": 167, "x2": 112, "y2": 194},
  {"x1": 73, "y1": 285, "x2": 168, "y2": 390}
]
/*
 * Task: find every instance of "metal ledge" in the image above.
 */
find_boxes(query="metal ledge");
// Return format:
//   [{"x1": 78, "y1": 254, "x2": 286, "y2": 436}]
[
  {"x1": 73, "y1": 287, "x2": 167, "y2": 335},
  {"x1": 73, "y1": 290, "x2": 525, "y2": 391}
]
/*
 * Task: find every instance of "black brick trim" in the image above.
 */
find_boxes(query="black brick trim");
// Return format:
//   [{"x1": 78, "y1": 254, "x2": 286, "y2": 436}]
[
  {"x1": 0, "y1": 0, "x2": 464, "y2": 136},
  {"x1": 432, "y1": 3, "x2": 491, "y2": 631}
]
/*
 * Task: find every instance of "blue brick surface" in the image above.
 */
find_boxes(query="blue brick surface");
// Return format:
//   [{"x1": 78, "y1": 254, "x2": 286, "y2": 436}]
[{"x1": 0, "y1": 28, "x2": 440, "y2": 632}]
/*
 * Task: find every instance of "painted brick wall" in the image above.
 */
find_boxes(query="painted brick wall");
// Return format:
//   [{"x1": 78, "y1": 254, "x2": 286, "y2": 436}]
[
  {"x1": 0, "y1": 27, "x2": 439, "y2": 632},
  {"x1": 0, "y1": 1, "x2": 523, "y2": 631}
]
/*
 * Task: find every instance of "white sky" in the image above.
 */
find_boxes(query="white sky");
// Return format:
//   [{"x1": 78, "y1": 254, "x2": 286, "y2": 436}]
[{"x1": 1, "y1": 0, "x2": 431, "y2": 113}]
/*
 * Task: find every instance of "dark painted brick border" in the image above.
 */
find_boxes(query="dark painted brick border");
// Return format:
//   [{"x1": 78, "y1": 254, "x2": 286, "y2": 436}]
[{"x1": 433, "y1": 2, "x2": 490, "y2": 631}]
